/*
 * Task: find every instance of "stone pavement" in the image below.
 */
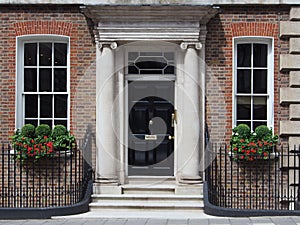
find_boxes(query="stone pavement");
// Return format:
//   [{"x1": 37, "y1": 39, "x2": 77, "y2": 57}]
[{"x1": 1, "y1": 217, "x2": 300, "y2": 225}]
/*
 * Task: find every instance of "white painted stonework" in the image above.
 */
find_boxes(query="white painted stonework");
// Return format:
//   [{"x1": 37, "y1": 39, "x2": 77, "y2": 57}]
[{"x1": 89, "y1": 5, "x2": 212, "y2": 194}]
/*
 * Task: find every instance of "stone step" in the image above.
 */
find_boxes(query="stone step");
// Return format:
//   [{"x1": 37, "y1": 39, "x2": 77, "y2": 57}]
[
  {"x1": 92, "y1": 194, "x2": 203, "y2": 201},
  {"x1": 122, "y1": 185, "x2": 176, "y2": 195},
  {"x1": 90, "y1": 193, "x2": 203, "y2": 211}
]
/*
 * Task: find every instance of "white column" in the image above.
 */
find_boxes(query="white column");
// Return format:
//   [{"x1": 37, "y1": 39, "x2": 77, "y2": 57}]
[
  {"x1": 177, "y1": 42, "x2": 202, "y2": 184},
  {"x1": 96, "y1": 42, "x2": 119, "y2": 184}
]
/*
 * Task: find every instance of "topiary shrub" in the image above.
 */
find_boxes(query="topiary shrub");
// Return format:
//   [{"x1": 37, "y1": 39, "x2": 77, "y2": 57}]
[
  {"x1": 21, "y1": 124, "x2": 35, "y2": 138},
  {"x1": 51, "y1": 125, "x2": 67, "y2": 139},
  {"x1": 233, "y1": 124, "x2": 251, "y2": 138},
  {"x1": 255, "y1": 125, "x2": 271, "y2": 139},
  {"x1": 35, "y1": 124, "x2": 51, "y2": 137}
]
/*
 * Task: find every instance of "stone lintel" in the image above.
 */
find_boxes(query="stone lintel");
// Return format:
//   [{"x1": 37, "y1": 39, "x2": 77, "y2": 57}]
[
  {"x1": 280, "y1": 121, "x2": 300, "y2": 136},
  {"x1": 280, "y1": 88, "x2": 300, "y2": 104},
  {"x1": 280, "y1": 55, "x2": 300, "y2": 71}
]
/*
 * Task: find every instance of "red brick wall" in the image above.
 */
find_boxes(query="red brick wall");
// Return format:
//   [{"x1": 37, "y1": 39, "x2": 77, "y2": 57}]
[
  {"x1": 206, "y1": 6, "x2": 290, "y2": 145},
  {"x1": 0, "y1": 5, "x2": 96, "y2": 145}
]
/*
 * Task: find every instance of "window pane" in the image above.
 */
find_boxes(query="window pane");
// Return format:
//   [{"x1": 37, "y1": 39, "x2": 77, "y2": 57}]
[
  {"x1": 55, "y1": 120, "x2": 67, "y2": 127},
  {"x1": 237, "y1": 44, "x2": 251, "y2": 67},
  {"x1": 24, "y1": 69, "x2": 37, "y2": 92},
  {"x1": 253, "y1": 44, "x2": 267, "y2": 68},
  {"x1": 54, "y1": 69, "x2": 67, "y2": 92},
  {"x1": 253, "y1": 69, "x2": 267, "y2": 94},
  {"x1": 25, "y1": 120, "x2": 38, "y2": 127},
  {"x1": 39, "y1": 120, "x2": 52, "y2": 127},
  {"x1": 253, "y1": 121, "x2": 267, "y2": 130},
  {"x1": 40, "y1": 95, "x2": 52, "y2": 118},
  {"x1": 54, "y1": 95, "x2": 67, "y2": 118},
  {"x1": 237, "y1": 97, "x2": 251, "y2": 120},
  {"x1": 54, "y1": 43, "x2": 67, "y2": 66},
  {"x1": 164, "y1": 66, "x2": 175, "y2": 74},
  {"x1": 128, "y1": 65, "x2": 139, "y2": 74},
  {"x1": 25, "y1": 95, "x2": 38, "y2": 118},
  {"x1": 237, "y1": 69, "x2": 251, "y2": 93},
  {"x1": 24, "y1": 43, "x2": 37, "y2": 66},
  {"x1": 39, "y1": 43, "x2": 52, "y2": 66},
  {"x1": 237, "y1": 121, "x2": 251, "y2": 129},
  {"x1": 39, "y1": 69, "x2": 52, "y2": 92},
  {"x1": 128, "y1": 52, "x2": 139, "y2": 61},
  {"x1": 164, "y1": 52, "x2": 174, "y2": 60},
  {"x1": 253, "y1": 97, "x2": 267, "y2": 120}
]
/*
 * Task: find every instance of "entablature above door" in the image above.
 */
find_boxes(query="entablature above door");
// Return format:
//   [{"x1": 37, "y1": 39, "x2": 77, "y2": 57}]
[{"x1": 81, "y1": 5, "x2": 218, "y2": 42}]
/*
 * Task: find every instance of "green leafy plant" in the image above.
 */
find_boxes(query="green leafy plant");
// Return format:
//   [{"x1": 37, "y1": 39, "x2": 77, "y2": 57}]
[
  {"x1": 11, "y1": 124, "x2": 76, "y2": 160},
  {"x1": 230, "y1": 124, "x2": 278, "y2": 161},
  {"x1": 35, "y1": 124, "x2": 51, "y2": 137}
]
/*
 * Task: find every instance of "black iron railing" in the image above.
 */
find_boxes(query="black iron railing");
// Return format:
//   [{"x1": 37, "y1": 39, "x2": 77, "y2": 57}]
[
  {"x1": 0, "y1": 127, "x2": 93, "y2": 209},
  {"x1": 206, "y1": 144, "x2": 300, "y2": 211}
]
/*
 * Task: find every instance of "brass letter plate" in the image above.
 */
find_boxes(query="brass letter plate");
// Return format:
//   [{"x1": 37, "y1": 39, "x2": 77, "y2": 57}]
[{"x1": 145, "y1": 135, "x2": 157, "y2": 140}]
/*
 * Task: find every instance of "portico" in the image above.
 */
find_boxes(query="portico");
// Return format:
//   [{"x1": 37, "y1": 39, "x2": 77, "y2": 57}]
[{"x1": 81, "y1": 5, "x2": 218, "y2": 194}]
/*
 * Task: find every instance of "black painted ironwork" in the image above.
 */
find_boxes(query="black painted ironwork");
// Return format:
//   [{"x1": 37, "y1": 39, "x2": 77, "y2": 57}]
[
  {"x1": 206, "y1": 144, "x2": 300, "y2": 211},
  {"x1": 0, "y1": 126, "x2": 93, "y2": 209}
]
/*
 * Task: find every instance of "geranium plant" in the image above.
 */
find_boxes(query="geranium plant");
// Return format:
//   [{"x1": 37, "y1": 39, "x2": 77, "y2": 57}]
[
  {"x1": 11, "y1": 124, "x2": 75, "y2": 160},
  {"x1": 230, "y1": 124, "x2": 278, "y2": 161}
]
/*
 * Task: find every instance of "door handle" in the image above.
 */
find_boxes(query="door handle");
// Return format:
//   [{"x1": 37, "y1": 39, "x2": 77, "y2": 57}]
[
  {"x1": 168, "y1": 135, "x2": 175, "y2": 140},
  {"x1": 171, "y1": 110, "x2": 177, "y2": 127}
]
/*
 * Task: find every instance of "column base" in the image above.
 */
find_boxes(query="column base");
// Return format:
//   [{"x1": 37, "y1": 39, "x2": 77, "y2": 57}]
[
  {"x1": 178, "y1": 175, "x2": 203, "y2": 185},
  {"x1": 95, "y1": 176, "x2": 120, "y2": 185}
]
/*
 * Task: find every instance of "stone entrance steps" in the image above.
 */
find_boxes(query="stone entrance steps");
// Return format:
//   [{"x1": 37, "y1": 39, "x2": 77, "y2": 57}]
[{"x1": 90, "y1": 184, "x2": 204, "y2": 213}]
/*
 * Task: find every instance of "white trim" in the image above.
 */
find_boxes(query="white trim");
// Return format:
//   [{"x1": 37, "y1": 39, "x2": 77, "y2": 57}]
[
  {"x1": 232, "y1": 36, "x2": 274, "y2": 130},
  {"x1": 16, "y1": 35, "x2": 70, "y2": 130}
]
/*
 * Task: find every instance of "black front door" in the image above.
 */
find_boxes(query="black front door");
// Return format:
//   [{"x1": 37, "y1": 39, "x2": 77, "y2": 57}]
[{"x1": 128, "y1": 81, "x2": 174, "y2": 176}]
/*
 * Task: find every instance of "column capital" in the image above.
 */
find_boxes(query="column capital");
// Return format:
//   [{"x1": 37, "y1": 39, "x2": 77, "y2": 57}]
[
  {"x1": 97, "y1": 41, "x2": 118, "y2": 50},
  {"x1": 180, "y1": 42, "x2": 202, "y2": 50}
]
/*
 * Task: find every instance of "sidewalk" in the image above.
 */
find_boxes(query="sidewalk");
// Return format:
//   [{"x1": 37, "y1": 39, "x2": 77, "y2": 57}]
[{"x1": 1, "y1": 216, "x2": 300, "y2": 225}]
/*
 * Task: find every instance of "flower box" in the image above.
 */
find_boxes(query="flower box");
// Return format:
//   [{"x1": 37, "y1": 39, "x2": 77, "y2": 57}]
[{"x1": 230, "y1": 124, "x2": 278, "y2": 162}]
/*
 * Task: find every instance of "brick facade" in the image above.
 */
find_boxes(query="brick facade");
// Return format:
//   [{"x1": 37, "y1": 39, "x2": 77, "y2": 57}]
[
  {"x1": 0, "y1": 5, "x2": 96, "y2": 145},
  {"x1": 0, "y1": 4, "x2": 293, "y2": 173},
  {"x1": 205, "y1": 6, "x2": 290, "y2": 145}
]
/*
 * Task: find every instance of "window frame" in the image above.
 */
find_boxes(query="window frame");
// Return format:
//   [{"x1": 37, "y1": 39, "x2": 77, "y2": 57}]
[
  {"x1": 16, "y1": 35, "x2": 70, "y2": 130},
  {"x1": 232, "y1": 36, "x2": 274, "y2": 131}
]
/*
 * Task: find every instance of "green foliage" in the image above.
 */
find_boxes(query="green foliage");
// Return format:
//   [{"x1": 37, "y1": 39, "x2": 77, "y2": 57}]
[
  {"x1": 230, "y1": 124, "x2": 278, "y2": 161},
  {"x1": 51, "y1": 125, "x2": 67, "y2": 139},
  {"x1": 21, "y1": 124, "x2": 35, "y2": 138},
  {"x1": 232, "y1": 124, "x2": 251, "y2": 138},
  {"x1": 255, "y1": 125, "x2": 272, "y2": 139},
  {"x1": 35, "y1": 124, "x2": 51, "y2": 137},
  {"x1": 11, "y1": 124, "x2": 76, "y2": 160}
]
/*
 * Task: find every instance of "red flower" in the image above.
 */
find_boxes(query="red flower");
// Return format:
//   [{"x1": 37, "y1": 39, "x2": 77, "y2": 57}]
[
  {"x1": 240, "y1": 139, "x2": 245, "y2": 143},
  {"x1": 44, "y1": 136, "x2": 48, "y2": 139},
  {"x1": 31, "y1": 139, "x2": 34, "y2": 143}
]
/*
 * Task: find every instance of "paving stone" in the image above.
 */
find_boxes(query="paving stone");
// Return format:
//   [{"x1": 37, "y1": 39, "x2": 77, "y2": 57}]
[
  {"x1": 271, "y1": 217, "x2": 297, "y2": 225},
  {"x1": 230, "y1": 218, "x2": 252, "y2": 225},
  {"x1": 167, "y1": 219, "x2": 188, "y2": 225},
  {"x1": 188, "y1": 219, "x2": 209, "y2": 225},
  {"x1": 209, "y1": 218, "x2": 231, "y2": 225},
  {"x1": 124, "y1": 219, "x2": 148, "y2": 225},
  {"x1": 146, "y1": 219, "x2": 168, "y2": 225},
  {"x1": 0, "y1": 221, "x2": 27, "y2": 225},
  {"x1": 103, "y1": 219, "x2": 127, "y2": 225}
]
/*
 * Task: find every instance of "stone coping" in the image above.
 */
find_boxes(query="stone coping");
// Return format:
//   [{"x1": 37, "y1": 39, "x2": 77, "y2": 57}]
[{"x1": 2, "y1": 0, "x2": 300, "y2": 5}]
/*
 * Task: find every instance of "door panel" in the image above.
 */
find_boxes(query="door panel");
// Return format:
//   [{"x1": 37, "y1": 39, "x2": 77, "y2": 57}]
[{"x1": 128, "y1": 81, "x2": 174, "y2": 176}]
